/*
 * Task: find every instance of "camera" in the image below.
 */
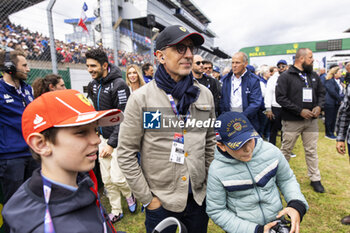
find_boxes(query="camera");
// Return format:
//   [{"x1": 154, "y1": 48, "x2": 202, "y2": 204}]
[{"x1": 269, "y1": 218, "x2": 291, "y2": 233}]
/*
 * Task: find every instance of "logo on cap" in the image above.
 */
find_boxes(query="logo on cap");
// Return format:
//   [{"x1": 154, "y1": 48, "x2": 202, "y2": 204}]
[
  {"x1": 76, "y1": 93, "x2": 91, "y2": 106},
  {"x1": 233, "y1": 122, "x2": 242, "y2": 131},
  {"x1": 227, "y1": 141, "x2": 242, "y2": 150},
  {"x1": 110, "y1": 116, "x2": 120, "y2": 123},
  {"x1": 33, "y1": 114, "x2": 47, "y2": 129},
  {"x1": 179, "y1": 27, "x2": 187, "y2": 32}
]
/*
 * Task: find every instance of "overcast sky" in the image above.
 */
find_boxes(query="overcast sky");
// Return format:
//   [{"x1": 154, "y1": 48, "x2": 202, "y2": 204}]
[
  {"x1": 10, "y1": 0, "x2": 350, "y2": 56},
  {"x1": 192, "y1": 0, "x2": 350, "y2": 55}
]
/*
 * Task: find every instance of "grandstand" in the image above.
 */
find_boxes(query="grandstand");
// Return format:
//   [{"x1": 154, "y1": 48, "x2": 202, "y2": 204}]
[{"x1": 0, "y1": 0, "x2": 230, "y2": 94}]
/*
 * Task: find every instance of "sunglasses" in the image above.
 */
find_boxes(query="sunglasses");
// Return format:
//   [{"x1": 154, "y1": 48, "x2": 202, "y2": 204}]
[
  {"x1": 162, "y1": 44, "x2": 198, "y2": 55},
  {"x1": 195, "y1": 61, "x2": 204, "y2": 65},
  {"x1": 278, "y1": 65, "x2": 287, "y2": 69}
]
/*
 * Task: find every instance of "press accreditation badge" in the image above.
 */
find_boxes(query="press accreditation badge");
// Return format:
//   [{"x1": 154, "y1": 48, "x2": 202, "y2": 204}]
[
  {"x1": 170, "y1": 133, "x2": 185, "y2": 164},
  {"x1": 303, "y1": 88, "x2": 312, "y2": 102}
]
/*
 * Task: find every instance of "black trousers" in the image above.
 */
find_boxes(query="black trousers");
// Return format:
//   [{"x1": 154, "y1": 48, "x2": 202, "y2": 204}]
[
  {"x1": 324, "y1": 104, "x2": 340, "y2": 137},
  {"x1": 269, "y1": 107, "x2": 282, "y2": 145}
]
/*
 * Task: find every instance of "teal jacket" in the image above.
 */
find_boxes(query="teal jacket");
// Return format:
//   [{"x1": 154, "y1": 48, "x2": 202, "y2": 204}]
[{"x1": 206, "y1": 138, "x2": 308, "y2": 233}]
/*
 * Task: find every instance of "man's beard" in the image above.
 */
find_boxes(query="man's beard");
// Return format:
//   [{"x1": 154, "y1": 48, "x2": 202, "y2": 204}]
[
  {"x1": 302, "y1": 62, "x2": 313, "y2": 73},
  {"x1": 15, "y1": 71, "x2": 27, "y2": 80},
  {"x1": 193, "y1": 69, "x2": 203, "y2": 75},
  {"x1": 93, "y1": 69, "x2": 104, "y2": 79}
]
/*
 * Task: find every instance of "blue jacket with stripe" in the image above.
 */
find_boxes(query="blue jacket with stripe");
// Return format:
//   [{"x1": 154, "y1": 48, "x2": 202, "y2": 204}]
[
  {"x1": 0, "y1": 78, "x2": 33, "y2": 159},
  {"x1": 206, "y1": 138, "x2": 308, "y2": 233}
]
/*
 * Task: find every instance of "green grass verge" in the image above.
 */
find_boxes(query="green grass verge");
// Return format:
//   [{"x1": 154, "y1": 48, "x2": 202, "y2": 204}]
[{"x1": 102, "y1": 119, "x2": 349, "y2": 233}]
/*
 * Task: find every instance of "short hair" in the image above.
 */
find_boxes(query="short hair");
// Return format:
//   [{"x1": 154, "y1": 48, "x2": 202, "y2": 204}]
[
  {"x1": 30, "y1": 127, "x2": 59, "y2": 161},
  {"x1": 85, "y1": 49, "x2": 108, "y2": 66},
  {"x1": 126, "y1": 64, "x2": 146, "y2": 87},
  {"x1": 0, "y1": 50, "x2": 26, "y2": 69},
  {"x1": 260, "y1": 66, "x2": 270, "y2": 76},
  {"x1": 32, "y1": 74, "x2": 63, "y2": 99},
  {"x1": 233, "y1": 52, "x2": 248, "y2": 63},
  {"x1": 142, "y1": 63, "x2": 152, "y2": 75},
  {"x1": 295, "y1": 48, "x2": 310, "y2": 60},
  {"x1": 202, "y1": 60, "x2": 213, "y2": 67}
]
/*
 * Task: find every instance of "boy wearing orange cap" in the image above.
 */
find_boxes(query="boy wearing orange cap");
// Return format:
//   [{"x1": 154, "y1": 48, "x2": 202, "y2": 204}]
[{"x1": 2, "y1": 89, "x2": 123, "y2": 233}]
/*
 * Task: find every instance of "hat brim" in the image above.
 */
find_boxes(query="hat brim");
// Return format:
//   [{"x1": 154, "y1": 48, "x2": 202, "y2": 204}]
[
  {"x1": 53, "y1": 109, "x2": 124, "y2": 128},
  {"x1": 223, "y1": 130, "x2": 260, "y2": 151},
  {"x1": 277, "y1": 61, "x2": 287, "y2": 66},
  {"x1": 168, "y1": 32, "x2": 204, "y2": 48}
]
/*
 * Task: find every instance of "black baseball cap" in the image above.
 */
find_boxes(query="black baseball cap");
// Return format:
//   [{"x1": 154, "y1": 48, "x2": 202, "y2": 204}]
[{"x1": 155, "y1": 25, "x2": 204, "y2": 51}]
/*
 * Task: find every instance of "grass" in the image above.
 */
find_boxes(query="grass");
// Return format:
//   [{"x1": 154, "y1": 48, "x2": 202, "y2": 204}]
[{"x1": 102, "y1": 119, "x2": 349, "y2": 233}]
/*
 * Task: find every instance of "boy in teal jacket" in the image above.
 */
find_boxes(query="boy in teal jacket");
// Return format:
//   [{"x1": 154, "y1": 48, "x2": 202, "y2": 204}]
[{"x1": 206, "y1": 112, "x2": 308, "y2": 233}]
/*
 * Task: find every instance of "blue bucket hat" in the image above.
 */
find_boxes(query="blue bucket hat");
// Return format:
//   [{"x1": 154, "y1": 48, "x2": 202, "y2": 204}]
[{"x1": 216, "y1": 112, "x2": 260, "y2": 150}]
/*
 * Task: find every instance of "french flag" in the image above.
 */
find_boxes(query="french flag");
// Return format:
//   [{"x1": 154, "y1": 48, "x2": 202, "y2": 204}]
[
  {"x1": 145, "y1": 37, "x2": 151, "y2": 45},
  {"x1": 78, "y1": 2, "x2": 88, "y2": 33}
]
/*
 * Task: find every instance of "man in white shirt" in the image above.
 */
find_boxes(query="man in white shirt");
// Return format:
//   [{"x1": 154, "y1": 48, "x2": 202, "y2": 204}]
[{"x1": 264, "y1": 59, "x2": 288, "y2": 145}]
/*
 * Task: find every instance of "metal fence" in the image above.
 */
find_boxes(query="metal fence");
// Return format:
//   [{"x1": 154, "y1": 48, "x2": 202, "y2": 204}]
[{"x1": 0, "y1": 0, "x2": 154, "y2": 87}]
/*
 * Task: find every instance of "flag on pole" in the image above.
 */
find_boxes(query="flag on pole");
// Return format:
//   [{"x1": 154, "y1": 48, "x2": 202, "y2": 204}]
[{"x1": 78, "y1": 2, "x2": 88, "y2": 33}]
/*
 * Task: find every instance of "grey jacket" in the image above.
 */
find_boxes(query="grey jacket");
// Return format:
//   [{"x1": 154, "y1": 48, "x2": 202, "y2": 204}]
[{"x1": 117, "y1": 79, "x2": 216, "y2": 212}]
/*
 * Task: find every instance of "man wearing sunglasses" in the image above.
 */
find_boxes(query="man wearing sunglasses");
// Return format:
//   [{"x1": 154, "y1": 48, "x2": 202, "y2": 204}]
[
  {"x1": 117, "y1": 25, "x2": 215, "y2": 233},
  {"x1": 202, "y1": 60, "x2": 213, "y2": 76},
  {"x1": 192, "y1": 55, "x2": 221, "y2": 116}
]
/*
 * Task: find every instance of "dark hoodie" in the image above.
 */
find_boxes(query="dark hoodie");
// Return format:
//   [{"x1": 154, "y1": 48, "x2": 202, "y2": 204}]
[
  {"x1": 87, "y1": 64, "x2": 130, "y2": 148},
  {"x1": 3, "y1": 169, "x2": 116, "y2": 233}
]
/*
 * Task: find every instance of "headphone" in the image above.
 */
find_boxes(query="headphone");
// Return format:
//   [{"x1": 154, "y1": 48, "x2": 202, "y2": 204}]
[{"x1": 3, "y1": 51, "x2": 16, "y2": 75}]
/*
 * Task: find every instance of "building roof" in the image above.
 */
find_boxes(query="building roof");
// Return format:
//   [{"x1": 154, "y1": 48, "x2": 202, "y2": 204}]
[{"x1": 0, "y1": 0, "x2": 44, "y2": 20}]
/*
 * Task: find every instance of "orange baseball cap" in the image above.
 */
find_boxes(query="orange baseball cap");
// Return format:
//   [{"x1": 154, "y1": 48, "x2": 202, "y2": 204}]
[{"x1": 22, "y1": 89, "x2": 124, "y2": 143}]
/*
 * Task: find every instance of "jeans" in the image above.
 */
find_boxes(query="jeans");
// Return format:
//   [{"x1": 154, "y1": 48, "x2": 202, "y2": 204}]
[
  {"x1": 0, "y1": 156, "x2": 39, "y2": 204},
  {"x1": 145, "y1": 194, "x2": 208, "y2": 233}
]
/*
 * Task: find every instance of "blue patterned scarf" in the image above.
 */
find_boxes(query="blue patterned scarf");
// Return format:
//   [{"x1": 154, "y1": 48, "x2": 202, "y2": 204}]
[{"x1": 155, "y1": 64, "x2": 200, "y2": 115}]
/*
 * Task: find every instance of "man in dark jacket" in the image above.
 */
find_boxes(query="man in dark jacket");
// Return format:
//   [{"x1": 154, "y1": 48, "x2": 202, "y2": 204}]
[
  {"x1": 142, "y1": 62, "x2": 154, "y2": 83},
  {"x1": 192, "y1": 55, "x2": 221, "y2": 116},
  {"x1": 219, "y1": 51, "x2": 262, "y2": 131},
  {"x1": 86, "y1": 49, "x2": 135, "y2": 222},
  {"x1": 276, "y1": 48, "x2": 325, "y2": 193},
  {"x1": 0, "y1": 50, "x2": 38, "y2": 204}
]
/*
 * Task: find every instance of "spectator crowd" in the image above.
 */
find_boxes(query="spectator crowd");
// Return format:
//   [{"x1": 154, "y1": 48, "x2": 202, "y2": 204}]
[{"x1": 0, "y1": 21, "x2": 152, "y2": 66}]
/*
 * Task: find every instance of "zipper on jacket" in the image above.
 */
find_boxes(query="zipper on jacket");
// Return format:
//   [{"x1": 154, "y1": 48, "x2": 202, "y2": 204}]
[
  {"x1": 245, "y1": 163, "x2": 267, "y2": 224},
  {"x1": 97, "y1": 82, "x2": 103, "y2": 135}
]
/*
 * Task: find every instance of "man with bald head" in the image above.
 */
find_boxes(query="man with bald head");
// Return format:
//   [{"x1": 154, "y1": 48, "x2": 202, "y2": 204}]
[
  {"x1": 276, "y1": 48, "x2": 325, "y2": 193},
  {"x1": 192, "y1": 55, "x2": 220, "y2": 116},
  {"x1": 219, "y1": 51, "x2": 262, "y2": 130}
]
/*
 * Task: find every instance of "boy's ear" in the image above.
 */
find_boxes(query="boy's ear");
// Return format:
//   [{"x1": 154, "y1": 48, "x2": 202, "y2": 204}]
[
  {"x1": 27, "y1": 133, "x2": 52, "y2": 157},
  {"x1": 216, "y1": 142, "x2": 227, "y2": 152}
]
